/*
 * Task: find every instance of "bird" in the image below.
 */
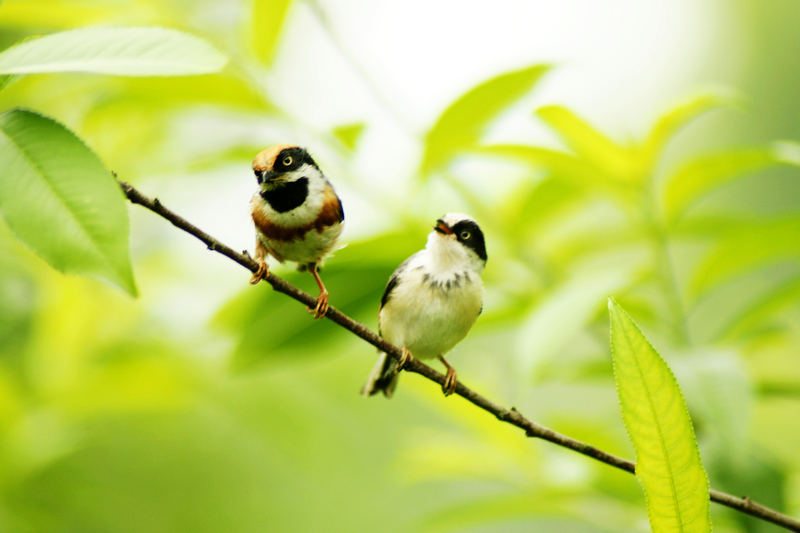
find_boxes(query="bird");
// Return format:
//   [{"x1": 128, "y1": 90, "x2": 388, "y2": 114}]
[
  {"x1": 248, "y1": 144, "x2": 344, "y2": 319},
  {"x1": 362, "y1": 213, "x2": 487, "y2": 398}
]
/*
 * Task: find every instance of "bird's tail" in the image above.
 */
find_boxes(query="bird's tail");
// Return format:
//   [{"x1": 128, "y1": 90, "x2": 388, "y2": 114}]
[{"x1": 361, "y1": 352, "x2": 398, "y2": 398}]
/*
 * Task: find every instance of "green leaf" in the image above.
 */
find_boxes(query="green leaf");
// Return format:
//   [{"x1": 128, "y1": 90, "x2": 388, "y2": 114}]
[
  {"x1": 0, "y1": 1, "x2": 117, "y2": 31},
  {"x1": 0, "y1": 75, "x2": 16, "y2": 92},
  {"x1": 642, "y1": 91, "x2": 738, "y2": 164},
  {"x1": 221, "y1": 266, "x2": 389, "y2": 372},
  {"x1": 218, "y1": 232, "x2": 424, "y2": 372},
  {"x1": 535, "y1": 105, "x2": 645, "y2": 184},
  {"x1": 332, "y1": 122, "x2": 365, "y2": 151},
  {"x1": 715, "y1": 271, "x2": 800, "y2": 341},
  {"x1": 0, "y1": 27, "x2": 228, "y2": 76},
  {"x1": 662, "y1": 146, "x2": 796, "y2": 222},
  {"x1": 0, "y1": 109, "x2": 136, "y2": 295},
  {"x1": 251, "y1": 0, "x2": 293, "y2": 65},
  {"x1": 608, "y1": 298, "x2": 711, "y2": 533},
  {"x1": 476, "y1": 144, "x2": 603, "y2": 190},
  {"x1": 420, "y1": 64, "x2": 550, "y2": 176},
  {"x1": 690, "y1": 216, "x2": 800, "y2": 297}
]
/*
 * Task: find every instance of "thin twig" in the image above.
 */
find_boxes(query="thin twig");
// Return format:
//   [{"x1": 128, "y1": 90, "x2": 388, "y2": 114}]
[{"x1": 118, "y1": 179, "x2": 800, "y2": 532}]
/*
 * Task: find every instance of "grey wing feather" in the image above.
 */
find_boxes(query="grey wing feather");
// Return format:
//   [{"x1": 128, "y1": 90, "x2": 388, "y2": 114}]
[
  {"x1": 378, "y1": 252, "x2": 419, "y2": 335},
  {"x1": 366, "y1": 252, "x2": 421, "y2": 398},
  {"x1": 379, "y1": 252, "x2": 419, "y2": 310}
]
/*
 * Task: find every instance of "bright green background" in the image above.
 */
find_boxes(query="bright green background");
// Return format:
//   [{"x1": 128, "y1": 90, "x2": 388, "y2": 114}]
[{"x1": 1, "y1": 1, "x2": 799, "y2": 532}]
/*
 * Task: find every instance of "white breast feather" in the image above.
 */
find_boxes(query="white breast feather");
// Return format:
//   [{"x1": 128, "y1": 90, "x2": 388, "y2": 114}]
[
  {"x1": 379, "y1": 247, "x2": 484, "y2": 360},
  {"x1": 252, "y1": 172, "x2": 343, "y2": 264},
  {"x1": 266, "y1": 222, "x2": 343, "y2": 264}
]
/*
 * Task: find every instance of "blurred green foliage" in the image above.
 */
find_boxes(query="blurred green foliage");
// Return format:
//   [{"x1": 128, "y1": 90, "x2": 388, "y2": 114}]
[{"x1": 0, "y1": 1, "x2": 799, "y2": 532}]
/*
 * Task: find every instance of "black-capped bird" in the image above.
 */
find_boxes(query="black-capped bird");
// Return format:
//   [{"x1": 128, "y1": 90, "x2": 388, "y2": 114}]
[
  {"x1": 362, "y1": 213, "x2": 487, "y2": 397},
  {"x1": 249, "y1": 144, "x2": 344, "y2": 318}
]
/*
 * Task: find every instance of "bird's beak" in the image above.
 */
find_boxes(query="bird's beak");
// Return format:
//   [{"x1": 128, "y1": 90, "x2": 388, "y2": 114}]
[
  {"x1": 256, "y1": 170, "x2": 283, "y2": 185},
  {"x1": 434, "y1": 219, "x2": 453, "y2": 235}
]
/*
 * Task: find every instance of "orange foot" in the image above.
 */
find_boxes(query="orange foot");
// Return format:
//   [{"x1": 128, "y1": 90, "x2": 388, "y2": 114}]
[
  {"x1": 307, "y1": 290, "x2": 329, "y2": 319},
  {"x1": 249, "y1": 259, "x2": 269, "y2": 285},
  {"x1": 394, "y1": 347, "x2": 414, "y2": 373},
  {"x1": 439, "y1": 356, "x2": 458, "y2": 396}
]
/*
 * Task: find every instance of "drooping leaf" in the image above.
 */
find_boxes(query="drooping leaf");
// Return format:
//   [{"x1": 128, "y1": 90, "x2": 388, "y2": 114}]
[
  {"x1": 420, "y1": 64, "x2": 550, "y2": 176},
  {"x1": 0, "y1": 109, "x2": 136, "y2": 295},
  {"x1": 0, "y1": 27, "x2": 228, "y2": 76},
  {"x1": 608, "y1": 298, "x2": 711, "y2": 533},
  {"x1": 251, "y1": 0, "x2": 293, "y2": 65},
  {"x1": 535, "y1": 105, "x2": 644, "y2": 184},
  {"x1": 662, "y1": 145, "x2": 800, "y2": 222}
]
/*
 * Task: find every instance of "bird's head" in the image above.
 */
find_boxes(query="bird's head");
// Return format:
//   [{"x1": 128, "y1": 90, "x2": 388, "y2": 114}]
[
  {"x1": 430, "y1": 213, "x2": 487, "y2": 268},
  {"x1": 252, "y1": 144, "x2": 322, "y2": 192}
]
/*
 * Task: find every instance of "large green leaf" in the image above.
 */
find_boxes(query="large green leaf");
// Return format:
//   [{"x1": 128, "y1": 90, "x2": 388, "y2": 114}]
[
  {"x1": 662, "y1": 146, "x2": 799, "y2": 222},
  {"x1": 420, "y1": 64, "x2": 550, "y2": 176},
  {"x1": 0, "y1": 109, "x2": 136, "y2": 295},
  {"x1": 250, "y1": 0, "x2": 293, "y2": 65},
  {"x1": 608, "y1": 298, "x2": 711, "y2": 533},
  {"x1": 0, "y1": 27, "x2": 228, "y2": 76}
]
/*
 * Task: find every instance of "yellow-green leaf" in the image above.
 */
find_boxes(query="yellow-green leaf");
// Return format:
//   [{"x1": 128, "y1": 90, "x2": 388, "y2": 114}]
[
  {"x1": 332, "y1": 122, "x2": 365, "y2": 151},
  {"x1": 0, "y1": 1, "x2": 116, "y2": 31},
  {"x1": 608, "y1": 298, "x2": 711, "y2": 533},
  {"x1": 689, "y1": 216, "x2": 800, "y2": 297},
  {"x1": 420, "y1": 64, "x2": 550, "y2": 176},
  {"x1": 0, "y1": 109, "x2": 136, "y2": 295},
  {"x1": 663, "y1": 147, "x2": 786, "y2": 223},
  {"x1": 535, "y1": 105, "x2": 644, "y2": 184},
  {"x1": 251, "y1": 0, "x2": 293, "y2": 65},
  {"x1": 642, "y1": 91, "x2": 738, "y2": 165},
  {"x1": 476, "y1": 144, "x2": 599, "y2": 189}
]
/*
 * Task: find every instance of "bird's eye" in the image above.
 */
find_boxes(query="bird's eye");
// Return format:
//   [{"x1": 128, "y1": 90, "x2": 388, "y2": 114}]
[
  {"x1": 282, "y1": 155, "x2": 293, "y2": 166},
  {"x1": 460, "y1": 231, "x2": 471, "y2": 240}
]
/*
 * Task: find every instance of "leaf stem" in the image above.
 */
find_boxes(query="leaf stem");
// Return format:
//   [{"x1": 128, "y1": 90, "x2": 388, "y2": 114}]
[{"x1": 643, "y1": 189, "x2": 692, "y2": 345}]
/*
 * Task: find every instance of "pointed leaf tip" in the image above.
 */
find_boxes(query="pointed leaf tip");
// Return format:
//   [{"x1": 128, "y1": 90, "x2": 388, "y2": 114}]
[
  {"x1": 420, "y1": 64, "x2": 550, "y2": 176},
  {"x1": 609, "y1": 300, "x2": 711, "y2": 533}
]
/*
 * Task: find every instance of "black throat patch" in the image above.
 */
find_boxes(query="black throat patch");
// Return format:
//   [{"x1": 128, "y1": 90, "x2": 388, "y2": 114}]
[{"x1": 260, "y1": 177, "x2": 309, "y2": 213}]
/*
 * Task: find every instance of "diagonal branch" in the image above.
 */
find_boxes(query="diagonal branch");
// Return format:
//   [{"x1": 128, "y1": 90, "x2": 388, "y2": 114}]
[{"x1": 118, "y1": 180, "x2": 800, "y2": 532}]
